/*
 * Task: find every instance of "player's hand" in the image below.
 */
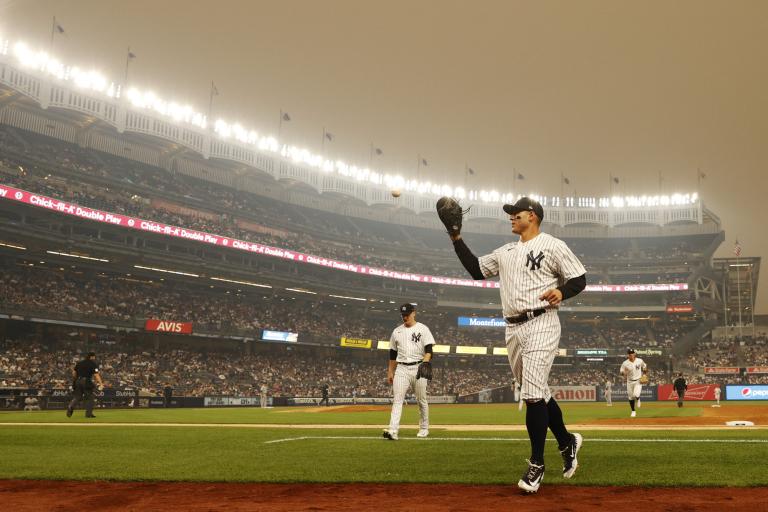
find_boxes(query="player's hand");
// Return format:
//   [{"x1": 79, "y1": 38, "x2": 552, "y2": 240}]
[
  {"x1": 387, "y1": 373, "x2": 394, "y2": 385},
  {"x1": 539, "y1": 288, "x2": 563, "y2": 306}
]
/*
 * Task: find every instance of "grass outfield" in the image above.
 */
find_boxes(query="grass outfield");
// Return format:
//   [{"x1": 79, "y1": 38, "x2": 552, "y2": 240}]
[
  {"x1": 1, "y1": 402, "x2": 767, "y2": 486},
  {"x1": 0, "y1": 401, "x2": 723, "y2": 425}
]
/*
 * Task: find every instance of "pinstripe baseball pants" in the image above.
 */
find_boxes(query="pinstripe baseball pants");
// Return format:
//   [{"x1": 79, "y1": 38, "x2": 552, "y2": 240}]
[
  {"x1": 505, "y1": 310, "x2": 560, "y2": 402},
  {"x1": 388, "y1": 364, "x2": 428, "y2": 434}
]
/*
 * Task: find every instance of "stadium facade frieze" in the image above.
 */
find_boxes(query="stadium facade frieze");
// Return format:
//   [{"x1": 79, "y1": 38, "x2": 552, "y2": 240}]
[{"x1": 0, "y1": 61, "x2": 714, "y2": 230}]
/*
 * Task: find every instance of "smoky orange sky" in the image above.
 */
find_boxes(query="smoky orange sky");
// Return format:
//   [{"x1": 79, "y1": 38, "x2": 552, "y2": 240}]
[{"x1": 1, "y1": 0, "x2": 766, "y2": 312}]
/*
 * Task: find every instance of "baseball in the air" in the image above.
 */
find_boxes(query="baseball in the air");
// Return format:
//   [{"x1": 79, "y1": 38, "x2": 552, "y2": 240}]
[{"x1": 391, "y1": 189, "x2": 401, "y2": 198}]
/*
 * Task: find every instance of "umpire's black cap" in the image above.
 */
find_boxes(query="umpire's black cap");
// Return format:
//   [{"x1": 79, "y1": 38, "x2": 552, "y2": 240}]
[
  {"x1": 503, "y1": 197, "x2": 544, "y2": 221},
  {"x1": 399, "y1": 303, "x2": 416, "y2": 315}
]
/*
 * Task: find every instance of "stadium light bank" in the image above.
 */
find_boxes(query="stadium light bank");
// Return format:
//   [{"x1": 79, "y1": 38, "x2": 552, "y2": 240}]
[{"x1": 1, "y1": 37, "x2": 698, "y2": 208}]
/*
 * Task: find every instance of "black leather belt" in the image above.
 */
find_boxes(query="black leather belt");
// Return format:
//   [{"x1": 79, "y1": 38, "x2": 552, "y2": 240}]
[
  {"x1": 505, "y1": 308, "x2": 547, "y2": 325},
  {"x1": 398, "y1": 361, "x2": 421, "y2": 366}
]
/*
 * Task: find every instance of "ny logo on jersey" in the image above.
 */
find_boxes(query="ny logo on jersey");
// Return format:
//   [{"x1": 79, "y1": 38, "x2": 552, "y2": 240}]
[
  {"x1": 525, "y1": 250, "x2": 545, "y2": 271},
  {"x1": 411, "y1": 333, "x2": 422, "y2": 344}
]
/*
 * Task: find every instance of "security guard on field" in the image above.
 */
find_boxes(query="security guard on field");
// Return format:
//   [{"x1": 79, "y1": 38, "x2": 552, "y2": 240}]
[{"x1": 66, "y1": 352, "x2": 104, "y2": 418}]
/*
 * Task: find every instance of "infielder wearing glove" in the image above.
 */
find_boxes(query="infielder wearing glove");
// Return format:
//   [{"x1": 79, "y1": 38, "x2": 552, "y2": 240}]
[
  {"x1": 436, "y1": 197, "x2": 469, "y2": 237},
  {"x1": 417, "y1": 361, "x2": 433, "y2": 380}
]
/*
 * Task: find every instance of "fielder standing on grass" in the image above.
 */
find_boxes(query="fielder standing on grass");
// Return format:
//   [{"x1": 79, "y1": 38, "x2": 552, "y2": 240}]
[
  {"x1": 439, "y1": 196, "x2": 587, "y2": 493},
  {"x1": 383, "y1": 303, "x2": 434, "y2": 440},
  {"x1": 620, "y1": 349, "x2": 647, "y2": 417},
  {"x1": 605, "y1": 378, "x2": 613, "y2": 406}
]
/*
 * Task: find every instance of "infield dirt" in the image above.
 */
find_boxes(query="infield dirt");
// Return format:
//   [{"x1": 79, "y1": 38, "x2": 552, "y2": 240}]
[{"x1": 0, "y1": 480, "x2": 763, "y2": 511}]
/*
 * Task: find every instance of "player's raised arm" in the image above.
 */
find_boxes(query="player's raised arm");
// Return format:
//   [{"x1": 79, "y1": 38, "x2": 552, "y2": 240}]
[{"x1": 436, "y1": 196, "x2": 486, "y2": 280}]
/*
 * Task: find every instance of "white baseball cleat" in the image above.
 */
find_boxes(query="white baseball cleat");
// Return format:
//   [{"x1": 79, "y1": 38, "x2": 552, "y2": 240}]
[
  {"x1": 560, "y1": 433, "x2": 582, "y2": 479},
  {"x1": 416, "y1": 429, "x2": 429, "y2": 438},
  {"x1": 383, "y1": 429, "x2": 398, "y2": 441},
  {"x1": 631, "y1": 411, "x2": 636, "y2": 417}
]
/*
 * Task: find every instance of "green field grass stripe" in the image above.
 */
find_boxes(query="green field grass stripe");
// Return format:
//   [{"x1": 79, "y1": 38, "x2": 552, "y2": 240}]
[{"x1": 265, "y1": 435, "x2": 768, "y2": 444}]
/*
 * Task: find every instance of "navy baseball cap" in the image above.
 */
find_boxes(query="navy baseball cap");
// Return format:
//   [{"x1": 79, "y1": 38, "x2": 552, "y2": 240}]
[
  {"x1": 503, "y1": 197, "x2": 544, "y2": 221},
  {"x1": 627, "y1": 348, "x2": 636, "y2": 354},
  {"x1": 399, "y1": 303, "x2": 416, "y2": 315}
]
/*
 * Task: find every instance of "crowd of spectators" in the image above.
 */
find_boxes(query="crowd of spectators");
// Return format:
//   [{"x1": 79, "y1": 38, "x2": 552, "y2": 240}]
[
  {"x1": 0, "y1": 338, "x2": 678, "y2": 399},
  {"x1": 0, "y1": 264, "x2": 703, "y2": 353}
]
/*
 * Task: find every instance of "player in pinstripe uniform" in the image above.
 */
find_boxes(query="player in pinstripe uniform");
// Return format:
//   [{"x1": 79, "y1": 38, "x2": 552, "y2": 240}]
[
  {"x1": 383, "y1": 303, "x2": 435, "y2": 440},
  {"x1": 620, "y1": 349, "x2": 647, "y2": 417},
  {"x1": 448, "y1": 197, "x2": 587, "y2": 493}
]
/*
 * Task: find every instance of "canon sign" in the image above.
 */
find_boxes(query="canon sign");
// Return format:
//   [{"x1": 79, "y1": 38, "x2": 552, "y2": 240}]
[
  {"x1": 550, "y1": 386, "x2": 596, "y2": 402},
  {"x1": 145, "y1": 319, "x2": 193, "y2": 334}
]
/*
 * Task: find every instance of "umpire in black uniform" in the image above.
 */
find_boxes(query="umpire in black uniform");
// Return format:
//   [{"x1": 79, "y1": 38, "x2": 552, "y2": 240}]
[
  {"x1": 319, "y1": 384, "x2": 330, "y2": 407},
  {"x1": 673, "y1": 373, "x2": 687, "y2": 408},
  {"x1": 66, "y1": 352, "x2": 104, "y2": 418}
]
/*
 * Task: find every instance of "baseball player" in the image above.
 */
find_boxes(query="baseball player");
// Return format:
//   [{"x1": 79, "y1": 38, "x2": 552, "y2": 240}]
[
  {"x1": 620, "y1": 349, "x2": 647, "y2": 417},
  {"x1": 605, "y1": 379, "x2": 613, "y2": 406},
  {"x1": 673, "y1": 373, "x2": 687, "y2": 408},
  {"x1": 66, "y1": 352, "x2": 103, "y2": 418},
  {"x1": 383, "y1": 303, "x2": 434, "y2": 440},
  {"x1": 713, "y1": 385, "x2": 721, "y2": 407},
  {"x1": 441, "y1": 196, "x2": 587, "y2": 493},
  {"x1": 260, "y1": 384, "x2": 268, "y2": 408}
]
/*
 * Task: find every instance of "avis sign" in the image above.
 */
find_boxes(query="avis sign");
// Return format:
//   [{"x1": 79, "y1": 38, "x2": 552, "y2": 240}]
[{"x1": 145, "y1": 319, "x2": 193, "y2": 334}]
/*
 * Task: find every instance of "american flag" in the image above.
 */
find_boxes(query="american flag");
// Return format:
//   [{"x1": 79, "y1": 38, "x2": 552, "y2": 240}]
[{"x1": 734, "y1": 240, "x2": 742, "y2": 257}]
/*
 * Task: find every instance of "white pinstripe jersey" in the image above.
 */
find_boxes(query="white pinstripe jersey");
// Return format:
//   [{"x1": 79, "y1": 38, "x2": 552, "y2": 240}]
[
  {"x1": 478, "y1": 232, "x2": 586, "y2": 317},
  {"x1": 620, "y1": 358, "x2": 647, "y2": 381},
  {"x1": 389, "y1": 322, "x2": 435, "y2": 364}
]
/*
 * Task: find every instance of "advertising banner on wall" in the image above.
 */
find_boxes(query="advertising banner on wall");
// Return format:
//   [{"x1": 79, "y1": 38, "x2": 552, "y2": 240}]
[
  {"x1": 340, "y1": 337, "x2": 372, "y2": 349},
  {"x1": 204, "y1": 396, "x2": 271, "y2": 407},
  {"x1": 550, "y1": 386, "x2": 597, "y2": 401},
  {"x1": 457, "y1": 317, "x2": 506, "y2": 328},
  {"x1": 704, "y1": 367, "x2": 740, "y2": 375},
  {"x1": 145, "y1": 319, "x2": 193, "y2": 334},
  {"x1": 666, "y1": 304, "x2": 694, "y2": 313},
  {"x1": 262, "y1": 330, "x2": 298, "y2": 342},
  {"x1": 598, "y1": 385, "x2": 658, "y2": 402},
  {"x1": 657, "y1": 384, "x2": 720, "y2": 401},
  {"x1": 726, "y1": 385, "x2": 768, "y2": 400}
]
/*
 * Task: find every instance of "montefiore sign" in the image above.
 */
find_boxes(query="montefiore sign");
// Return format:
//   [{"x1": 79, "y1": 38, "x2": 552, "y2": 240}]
[{"x1": 457, "y1": 317, "x2": 506, "y2": 328}]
